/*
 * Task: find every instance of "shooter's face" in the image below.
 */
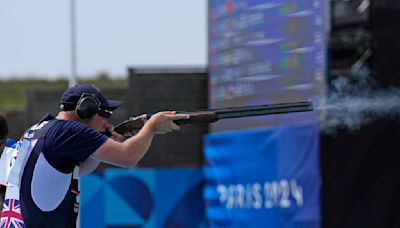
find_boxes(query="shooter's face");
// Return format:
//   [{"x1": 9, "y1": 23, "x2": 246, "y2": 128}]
[{"x1": 87, "y1": 113, "x2": 111, "y2": 132}]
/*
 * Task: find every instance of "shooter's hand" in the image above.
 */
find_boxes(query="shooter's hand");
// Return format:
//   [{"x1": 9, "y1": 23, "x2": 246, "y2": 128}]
[
  {"x1": 106, "y1": 125, "x2": 125, "y2": 142},
  {"x1": 145, "y1": 111, "x2": 190, "y2": 134}
]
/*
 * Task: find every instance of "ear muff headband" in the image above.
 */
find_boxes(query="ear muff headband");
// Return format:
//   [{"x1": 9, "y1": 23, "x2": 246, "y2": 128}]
[{"x1": 75, "y1": 93, "x2": 100, "y2": 120}]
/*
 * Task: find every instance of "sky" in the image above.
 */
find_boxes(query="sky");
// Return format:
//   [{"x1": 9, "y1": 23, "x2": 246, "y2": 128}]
[{"x1": 0, "y1": 0, "x2": 207, "y2": 79}]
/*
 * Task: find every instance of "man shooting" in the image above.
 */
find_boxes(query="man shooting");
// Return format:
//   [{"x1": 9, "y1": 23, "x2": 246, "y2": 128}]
[{"x1": 0, "y1": 84, "x2": 189, "y2": 228}]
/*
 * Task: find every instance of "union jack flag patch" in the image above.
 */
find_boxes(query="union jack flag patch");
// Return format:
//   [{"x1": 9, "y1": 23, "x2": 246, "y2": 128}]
[{"x1": 0, "y1": 199, "x2": 25, "y2": 228}]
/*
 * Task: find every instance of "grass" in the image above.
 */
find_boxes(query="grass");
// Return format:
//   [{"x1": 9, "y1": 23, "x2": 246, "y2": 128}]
[{"x1": 0, "y1": 78, "x2": 126, "y2": 111}]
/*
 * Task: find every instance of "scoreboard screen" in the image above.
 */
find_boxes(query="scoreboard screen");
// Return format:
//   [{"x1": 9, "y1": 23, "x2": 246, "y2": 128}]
[{"x1": 208, "y1": 0, "x2": 326, "y2": 132}]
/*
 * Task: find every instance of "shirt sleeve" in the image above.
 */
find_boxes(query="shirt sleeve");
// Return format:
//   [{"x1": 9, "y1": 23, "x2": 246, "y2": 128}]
[{"x1": 43, "y1": 120, "x2": 108, "y2": 171}]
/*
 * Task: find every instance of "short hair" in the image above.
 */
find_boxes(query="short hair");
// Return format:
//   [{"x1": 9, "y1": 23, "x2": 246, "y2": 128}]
[{"x1": 0, "y1": 113, "x2": 8, "y2": 140}]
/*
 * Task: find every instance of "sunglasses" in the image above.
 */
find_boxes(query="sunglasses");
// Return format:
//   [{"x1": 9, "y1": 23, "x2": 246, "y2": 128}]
[{"x1": 97, "y1": 108, "x2": 113, "y2": 118}]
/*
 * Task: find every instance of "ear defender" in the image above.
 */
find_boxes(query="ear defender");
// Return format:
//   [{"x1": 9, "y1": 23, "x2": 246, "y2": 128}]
[{"x1": 75, "y1": 94, "x2": 100, "y2": 120}]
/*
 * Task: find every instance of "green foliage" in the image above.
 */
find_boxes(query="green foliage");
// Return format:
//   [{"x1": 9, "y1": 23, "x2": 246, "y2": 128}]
[{"x1": 0, "y1": 78, "x2": 126, "y2": 111}]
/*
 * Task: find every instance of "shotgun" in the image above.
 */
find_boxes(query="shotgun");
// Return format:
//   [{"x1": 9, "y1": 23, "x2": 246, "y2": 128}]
[{"x1": 112, "y1": 101, "x2": 313, "y2": 135}]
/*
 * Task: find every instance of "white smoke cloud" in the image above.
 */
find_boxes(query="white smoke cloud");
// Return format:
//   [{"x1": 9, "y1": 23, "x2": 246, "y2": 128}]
[{"x1": 317, "y1": 69, "x2": 400, "y2": 134}]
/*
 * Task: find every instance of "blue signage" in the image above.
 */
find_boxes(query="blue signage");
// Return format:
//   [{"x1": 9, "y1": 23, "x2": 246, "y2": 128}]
[
  {"x1": 203, "y1": 124, "x2": 320, "y2": 227},
  {"x1": 208, "y1": 0, "x2": 326, "y2": 131},
  {"x1": 80, "y1": 168, "x2": 206, "y2": 228}
]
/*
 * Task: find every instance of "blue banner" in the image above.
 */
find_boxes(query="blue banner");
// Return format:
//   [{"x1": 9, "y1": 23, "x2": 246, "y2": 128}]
[
  {"x1": 203, "y1": 123, "x2": 320, "y2": 227},
  {"x1": 80, "y1": 168, "x2": 206, "y2": 228}
]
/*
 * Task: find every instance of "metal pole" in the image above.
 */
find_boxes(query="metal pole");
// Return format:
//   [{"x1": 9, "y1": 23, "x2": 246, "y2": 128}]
[{"x1": 69, "y1": 0, "x2": 78, "y2": 87}]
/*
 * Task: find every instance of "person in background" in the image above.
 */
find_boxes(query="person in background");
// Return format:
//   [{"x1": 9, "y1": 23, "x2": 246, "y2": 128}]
[
  {"x1": 0, "y1": 84, "x2": 189, "y2": 228},
  {"x1": 0, "y1": 113, "x2": 9, "y2": 209},
  {"x1": 0, "y1": 113, "x2": 8, "y2": 154}
]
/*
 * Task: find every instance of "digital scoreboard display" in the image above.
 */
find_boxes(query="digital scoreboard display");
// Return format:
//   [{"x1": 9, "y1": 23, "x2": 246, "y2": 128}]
[{"x1": 208, "y1": 0, "x2": 326, "y2": 132}]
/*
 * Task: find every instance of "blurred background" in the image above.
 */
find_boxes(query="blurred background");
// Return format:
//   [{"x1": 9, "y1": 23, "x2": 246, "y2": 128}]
[{"x1": 2, "y1": 0, "x2": 400, "y2": 227}]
